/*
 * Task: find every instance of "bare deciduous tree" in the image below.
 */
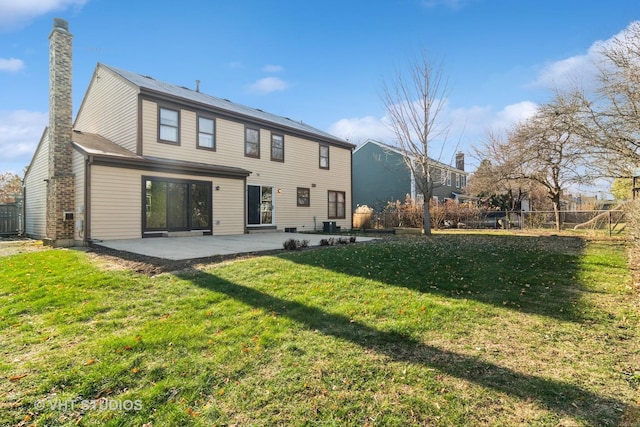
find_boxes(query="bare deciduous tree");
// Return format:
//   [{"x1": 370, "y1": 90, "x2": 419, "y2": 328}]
[
  {"x1": 382, "y1": 50, "x2": 452, "y2": 235},
  {"x1": 467, "y1": 157, "x2": 528, "y2": 211},
  {"x1": 478, "y1": 93, "x2": 593, "y2": 230},
  {"x1": 577, "y1": 21, "x2": 640, "y2": 176}
]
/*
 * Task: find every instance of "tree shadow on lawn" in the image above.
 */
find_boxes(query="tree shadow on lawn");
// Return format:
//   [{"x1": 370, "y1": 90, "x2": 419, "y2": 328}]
[
  {"x1": 281, "y1": 234, "x2": 595, "y2": 323},
  {"x1": 187, "y1": 271, "x2": 631, "y2": 425}
]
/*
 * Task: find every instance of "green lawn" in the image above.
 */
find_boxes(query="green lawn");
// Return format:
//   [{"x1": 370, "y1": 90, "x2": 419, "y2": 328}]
[{"x1": 1, "y1": 234, "x2": 638, "y2": 426}]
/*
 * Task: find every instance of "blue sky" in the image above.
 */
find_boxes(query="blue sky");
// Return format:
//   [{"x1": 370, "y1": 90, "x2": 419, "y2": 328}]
[{"x1": 0, "y1": 0, "x2": 638, "y2": 196}]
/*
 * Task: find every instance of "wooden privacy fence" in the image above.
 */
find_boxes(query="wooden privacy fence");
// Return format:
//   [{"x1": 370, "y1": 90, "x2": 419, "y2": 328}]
[{"x1": 0, "y1": 204, "x2": 22, "y2": 236}]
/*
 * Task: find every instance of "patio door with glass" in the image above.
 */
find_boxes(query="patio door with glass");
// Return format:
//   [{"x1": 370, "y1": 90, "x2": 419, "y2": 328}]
[
  {"x1": 247, "y1": 185, "x2": 274, "y2": 226},
  {"x1": 144, "y1": 177, "x2": 212, "y2": 234}
]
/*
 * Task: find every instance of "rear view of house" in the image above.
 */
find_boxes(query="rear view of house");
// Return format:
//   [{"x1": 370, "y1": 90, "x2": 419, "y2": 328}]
[{"x1": 24, "y1": 19, "x2": 353, "y2": 246}]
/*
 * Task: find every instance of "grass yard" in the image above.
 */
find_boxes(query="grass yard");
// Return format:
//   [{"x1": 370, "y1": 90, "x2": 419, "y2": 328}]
[{"x1": 1, "y1": 234, "x2": 639, "y2": 426}]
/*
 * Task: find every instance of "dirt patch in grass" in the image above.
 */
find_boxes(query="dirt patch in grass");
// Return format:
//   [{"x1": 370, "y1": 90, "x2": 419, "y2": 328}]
[
  {"x1": 0, "y1": 238, "x2": 47, "y2": 257},
  {"x1": 85, "y1": 244, "x2": 284, "y2": 276}
]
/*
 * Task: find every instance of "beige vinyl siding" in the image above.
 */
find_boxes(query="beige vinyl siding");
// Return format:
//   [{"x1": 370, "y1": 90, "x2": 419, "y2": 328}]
[
  {"x1": 89, "y1": 165, "x2": 244, "y2": 240},
  {"x1": 211, "y1": 178, "x2": 245, "y2": 235},
  {"x1": 254, "y1": 138, "x2": 352, "y2": 231},
  {"x1": 72, "y1": 150, "x2": 85, "y2": 242},
  {"x1": 90, "y1": 166, "x2": 141, "y2": 240},
  {"x1": 140, "y1": 99, "x2": 352, "y2": 231},
  {"x1": 74, "y1": 65, "x2": 139, "y2": 153},
  {"x1": 24, "y1": 134, "x2": 49, "y2": 238}
]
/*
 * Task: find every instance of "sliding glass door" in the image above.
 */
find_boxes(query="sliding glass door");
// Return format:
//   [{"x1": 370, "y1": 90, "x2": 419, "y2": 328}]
[{"x1": 144, "y1": 177, "x2": 212, "y2": 233}]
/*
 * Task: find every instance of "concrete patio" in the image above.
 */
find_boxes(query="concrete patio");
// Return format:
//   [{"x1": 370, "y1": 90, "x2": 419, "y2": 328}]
[{"x1": 93, "y1": 233, "x2": 377, "y2": 261}]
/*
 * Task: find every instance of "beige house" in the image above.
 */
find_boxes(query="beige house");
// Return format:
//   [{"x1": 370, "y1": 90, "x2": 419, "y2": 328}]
[{"x1": 24, "y1": 19, "x2": 354, "y2": 246}]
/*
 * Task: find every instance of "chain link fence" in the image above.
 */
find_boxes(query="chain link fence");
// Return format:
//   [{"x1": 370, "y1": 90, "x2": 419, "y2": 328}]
[{"x1": 353, "y1": 208, "x2": 626, "y2": 236}]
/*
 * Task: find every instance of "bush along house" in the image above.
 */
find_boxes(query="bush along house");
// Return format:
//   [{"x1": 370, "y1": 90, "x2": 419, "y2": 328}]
[{"x1": 24, "y1": 19, "x2": 354, "y2": 246}]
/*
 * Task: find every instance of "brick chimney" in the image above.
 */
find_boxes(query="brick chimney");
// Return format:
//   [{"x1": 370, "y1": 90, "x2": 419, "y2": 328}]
[
  {"x1": 455, "y1": 152, "x2": 464, "y2": 172},
  {"x1": 45, "y1": 18, "x2": 75, "y2": 246}
]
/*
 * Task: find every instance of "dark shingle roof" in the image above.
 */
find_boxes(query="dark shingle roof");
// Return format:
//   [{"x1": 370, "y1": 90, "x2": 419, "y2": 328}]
[{"x1": 101, "y1": 63, "x2": 353, "y2": 149}]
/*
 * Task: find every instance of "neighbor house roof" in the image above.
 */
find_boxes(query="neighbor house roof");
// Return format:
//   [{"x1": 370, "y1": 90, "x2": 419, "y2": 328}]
[
  {"x1": 354, "y1": 139, "x2": 466, "y2": 174},
  {"x1": 101, "y1": 63, "x2": 354, "y2": 149},
  {"x1": 71, "y1": 130, "x2": 251, "y2": 179}
]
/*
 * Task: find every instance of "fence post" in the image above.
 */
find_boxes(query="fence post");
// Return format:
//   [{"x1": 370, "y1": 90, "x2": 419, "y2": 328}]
[{"x1": 609, "y1": 210, "x2": 612, "y2": 237}]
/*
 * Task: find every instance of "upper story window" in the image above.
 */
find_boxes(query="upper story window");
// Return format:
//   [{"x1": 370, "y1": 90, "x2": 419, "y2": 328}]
[
  {"x1": 198, "y1": 116, "x2": 215, "y2": 150},
  {"x1": 319, "y1": 145, "x2": 329, "y2": 169},
  {"x1": 455, "y1": 173, "x2": 460, "y2": 188},
  {"x1": 271, "y1": 134, "x2": 284, "y2": 162},
  {"x1": 245, "y1": 127, "x2": 260, "y2": 158},
  {"x1": 446, "y1": 171, "x2": 452, "y2": 186},
  {"x1": 159, "y1": 107, "x2": 179, "y2": 144}
]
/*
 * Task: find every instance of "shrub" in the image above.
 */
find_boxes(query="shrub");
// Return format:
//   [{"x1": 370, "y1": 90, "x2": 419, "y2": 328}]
[
  {"x1": 319, "y1": 237, "x2": 356, "y2": 246},
  {"x1": 283, "y1": 239, "x2": 310, "y2": 250}
]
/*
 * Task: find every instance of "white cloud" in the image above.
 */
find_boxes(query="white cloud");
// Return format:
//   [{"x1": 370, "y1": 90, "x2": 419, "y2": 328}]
[
  {"x1": 330, "y1": 100, "x2": 539, "y2": 157},
  {"x1": 263, "y1": 64, "x2": 284, "y2": 73},
  {"x1": 0, "y1": 110, "x2": 48, "y2": 173},
  {"x1": 329, "y1": 115, "x2": 395, "y2": 146},
  {"x1": 490, "y1": 101, "x2": 538, "y2": 130},
  {"x1": 530, "y1": 21, "x2": 640, "y2": 92},
  {"x1": 0, "y1": 0, "x2": 88, "y2": 31},
  {"x1": 246, "y1": 77, "x2": 290, "y2": 95},
  {"x1": 0, "y1": 58, "x2": 25, "y2": 72}
]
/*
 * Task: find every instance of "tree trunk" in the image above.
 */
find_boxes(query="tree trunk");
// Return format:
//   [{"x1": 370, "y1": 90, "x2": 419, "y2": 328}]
[
  {"x1": 423, "y1": 198, "x2": 432, "y2": 236},
  {"x1": 552, "y1": 195, "x2": 562, "y2": 231}
]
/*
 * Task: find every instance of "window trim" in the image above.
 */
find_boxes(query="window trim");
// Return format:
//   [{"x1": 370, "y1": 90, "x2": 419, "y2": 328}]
[
  {"x1": 319, "y1": 145, "x2": 329, "y2": 169},
  {"x1": 197, "y1": 115, "x2": 216, "y2": 151},
  {"x1": 158, "y1": 106, "x2": 180, "y2": 145},
  {"x1": 297, "y1": 187, "x2": 310, "y2": 207},
  {"x1": 245, "y1": 126, "x2": 260, "y2": 158},
  {"x1": 271, "y1": 133, "x2": 285, "y2": 162},
  {"x1": 327, "y1": 190, "x2": 346, "y2": 219}
]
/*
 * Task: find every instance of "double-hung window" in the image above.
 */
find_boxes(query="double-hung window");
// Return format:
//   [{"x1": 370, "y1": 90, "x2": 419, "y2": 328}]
[
  {"x1": 328, "y1": 190, "x2": 345, "y2": 219},
  {"x1": 297, "y1": 187, "x2": 310, "y2": 207},
  {"x1": 159, "y1": 107, "x2": 179, "y2": 143},
  {"x1": 271, "y1": 134, "x2": 284, "y2": 162},
  {"x1": 245, "y1": 127, "x2": 260, "y2": 158},
  {"x1": 319, "y1": 145, "x2": 329, "y2": 169},
  {"x1": 198, "y1": 116, "x2": 215, "y2": 150}
]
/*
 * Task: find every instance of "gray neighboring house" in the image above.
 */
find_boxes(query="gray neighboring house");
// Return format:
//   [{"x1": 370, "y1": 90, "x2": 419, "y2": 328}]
[{"x1": 352, "y1": 139, "x2": 468, "y2": 211}]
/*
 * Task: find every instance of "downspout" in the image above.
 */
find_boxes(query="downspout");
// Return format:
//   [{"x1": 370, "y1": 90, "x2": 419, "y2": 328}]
[
  {"x1": 350, "y1": 147, "x2": 353, "y2": 230},
  {"x1": 243, "y1": 176, "x2": 247, "y2": 234},
  {"x1": 85, "y1": 155, "x2": 92, "y2": 244},
  {"x1": 21, "y1": 180, "x2": 25, "y2": 237}
]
